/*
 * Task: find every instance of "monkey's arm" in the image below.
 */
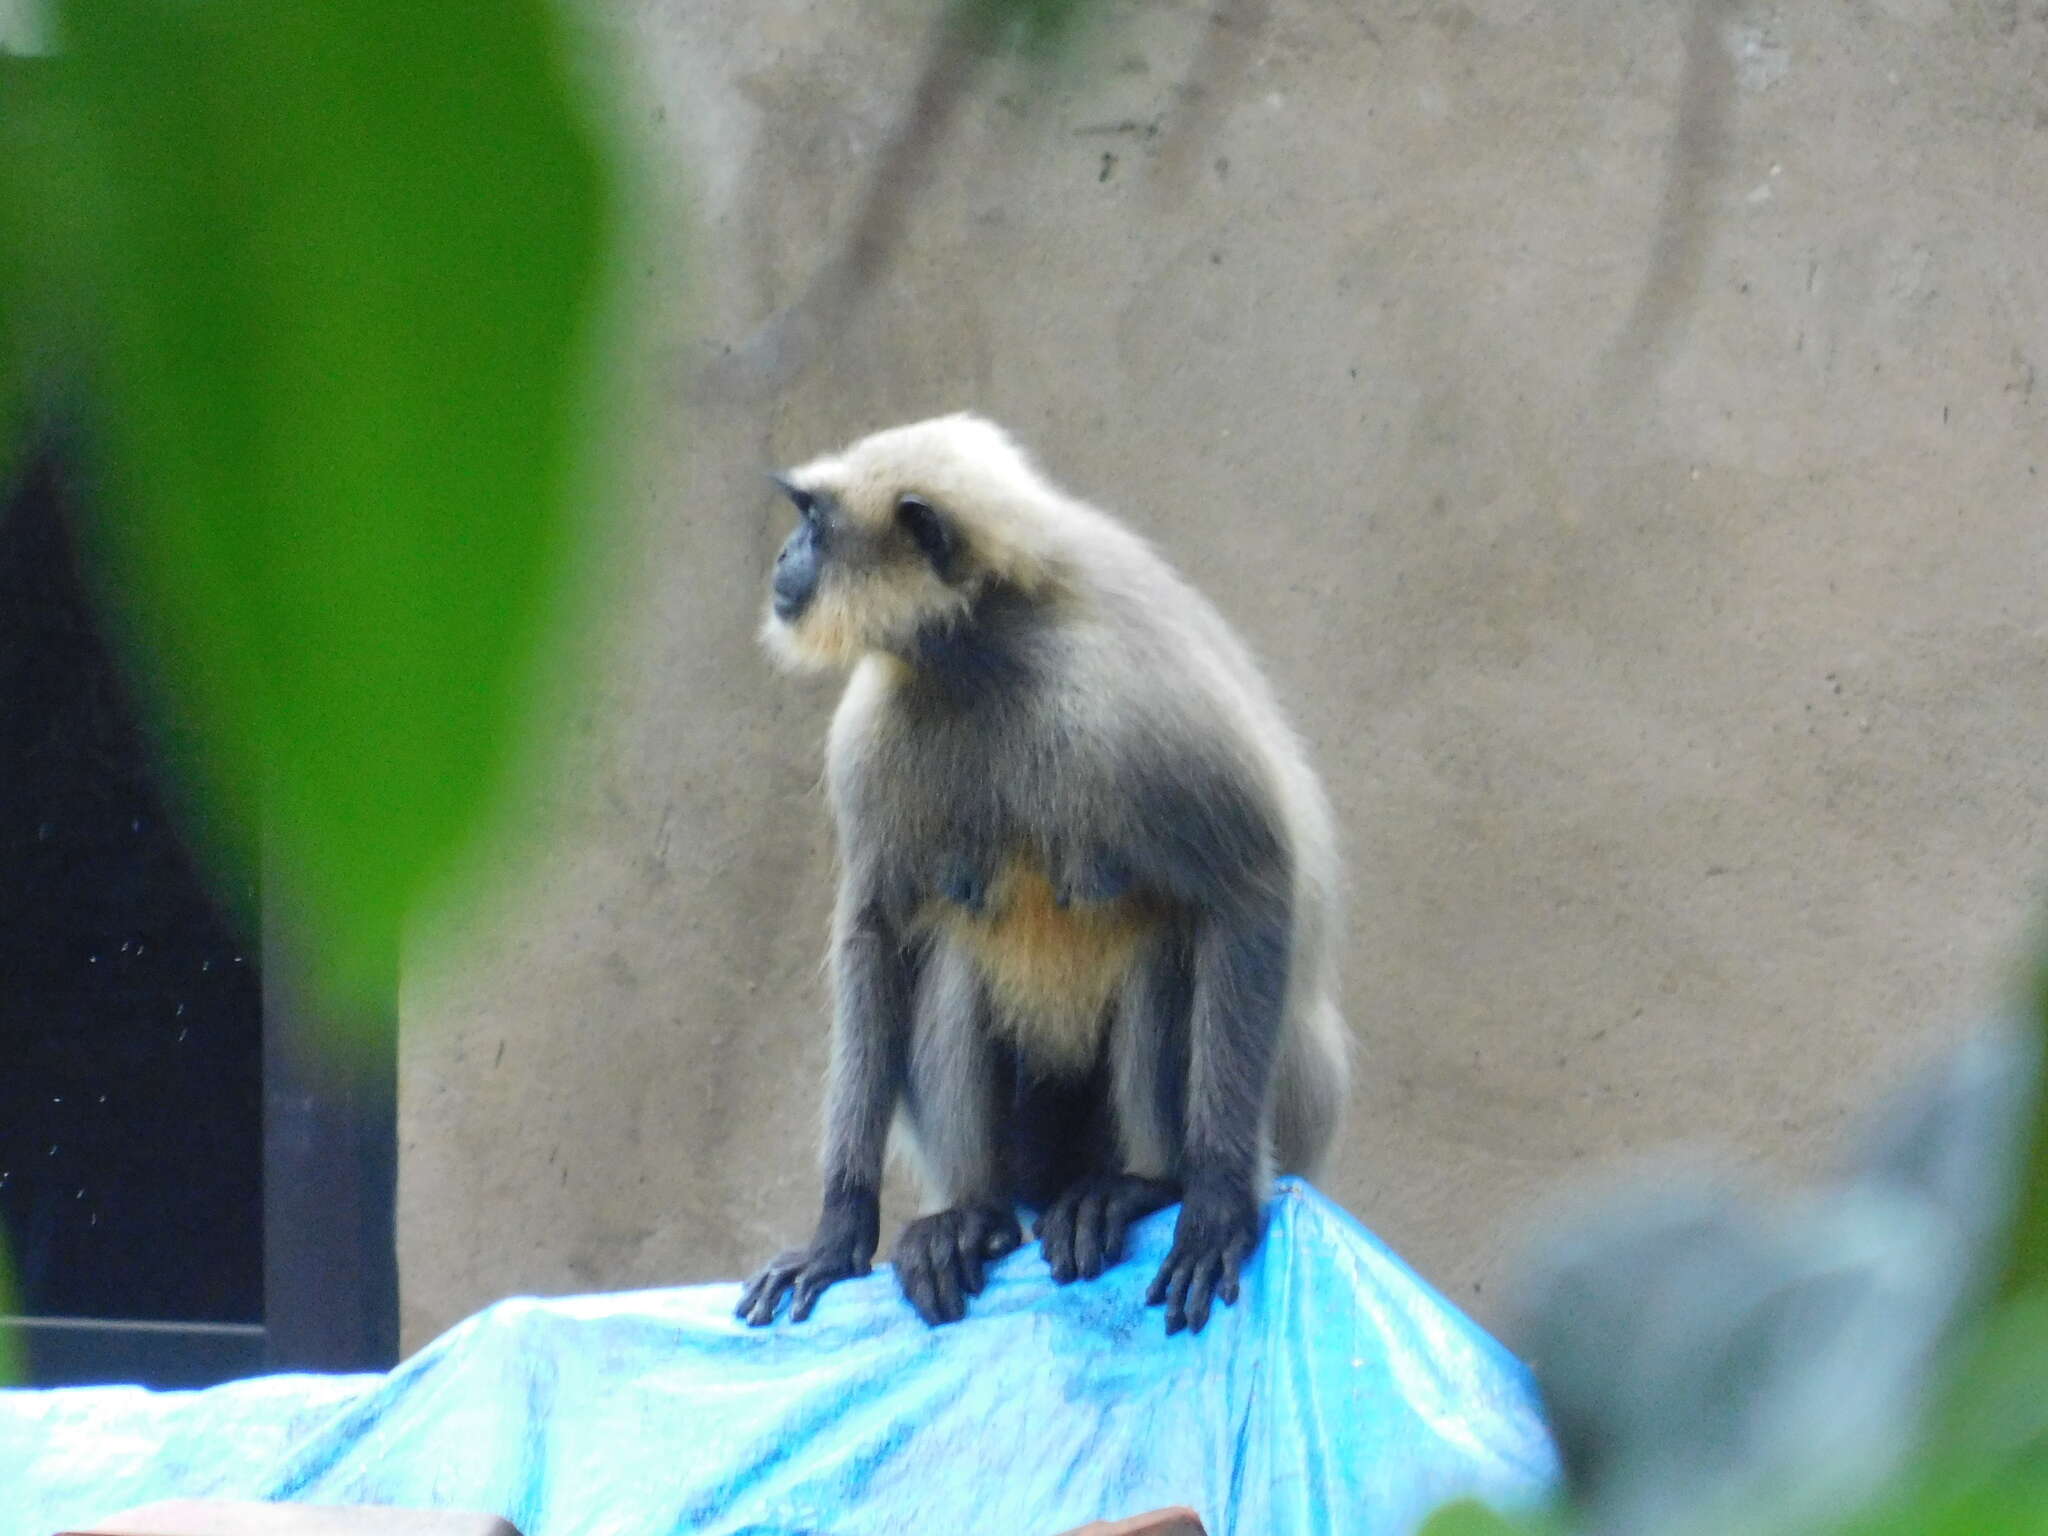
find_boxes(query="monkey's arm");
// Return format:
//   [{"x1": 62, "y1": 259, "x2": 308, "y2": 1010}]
[
  {"x1": 1122, "y1": 748, "x2": 1294, "y2": 1335},
  {"x1": 737, "y1": 891, "x2": 914, "y2": 1326},
  {"x1": 1146, "y1": 885, "x2": 1290, "y2": 1334}
]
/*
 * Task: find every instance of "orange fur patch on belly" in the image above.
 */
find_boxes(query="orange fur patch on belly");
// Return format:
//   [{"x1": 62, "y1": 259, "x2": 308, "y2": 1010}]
[{"x1": 925, "y1": 857, "x2": 1159, "y2": 1071}]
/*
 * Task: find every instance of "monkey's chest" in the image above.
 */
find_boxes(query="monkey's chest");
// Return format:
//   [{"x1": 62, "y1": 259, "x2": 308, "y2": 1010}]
[{"x1": 920, "y1": 857, "x2": 1156, "y2": 1071}]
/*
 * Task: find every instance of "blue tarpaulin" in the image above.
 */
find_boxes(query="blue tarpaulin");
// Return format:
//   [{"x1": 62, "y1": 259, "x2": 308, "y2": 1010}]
[{"x1": 1, "y1": 1181, "x2": 1557, "y2": 1536}]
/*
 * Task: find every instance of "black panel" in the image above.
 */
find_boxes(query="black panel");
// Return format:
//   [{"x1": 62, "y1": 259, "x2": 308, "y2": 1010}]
[
  {"x1": 0, "y1": 446, "x2": 265, "y2": 1341},
  {"x1": 10, "y1": 1316, "x2": 266, "y2": 1390}
]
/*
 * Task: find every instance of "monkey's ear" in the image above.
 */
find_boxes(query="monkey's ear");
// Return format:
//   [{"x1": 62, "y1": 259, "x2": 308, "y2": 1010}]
[
  {"x1": 895, "y1": 494, "x2": 957, "y2": 578},
  {"x1": 768, "y1": 472, "x2": 815, "y2": 517}
]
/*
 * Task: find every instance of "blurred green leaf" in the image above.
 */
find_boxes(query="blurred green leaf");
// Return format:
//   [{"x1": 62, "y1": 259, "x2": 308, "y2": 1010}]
[
  {"x1": 1415, "y1": 1498, "x2": 1554, "y2": 1536},
  {"x1": 1998, "y1": 953, "x2": 2048, "y2": 1298},
  {"x1": 1826, "y1": 1463, "x2": 2048, "y2": 1536},
  {"x1": 0, "y1": 1250, "x2": 19, "y2": 1387},
  {"x1": 0, "y1": 244, "x2": 16, "y2": 470},
  {"x1": 1824, "y1": 1287, "x2": 2048, "y2": 1535},
  {"x1": 1919, "y1": 1287, "x2": 2048, "y2": 1487},
  {"x1": 0, "y1": 54, "x2": 64, "y2": 483},
  {"x1": 957, "y1": 0, "x2": 1099, "y2": 60},
  {"x1": 13, "y1": 0, "x2": 615, "y2": 1033}
]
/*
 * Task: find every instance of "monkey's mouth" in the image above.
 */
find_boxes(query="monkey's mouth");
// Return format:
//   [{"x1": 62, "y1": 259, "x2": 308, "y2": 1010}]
[{"x1": 772, "y1": 590, "x2": 810, "y2": 622}]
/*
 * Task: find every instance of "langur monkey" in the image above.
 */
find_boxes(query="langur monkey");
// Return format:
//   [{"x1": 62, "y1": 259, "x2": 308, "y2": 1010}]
[{"x1": 737, "y1": 414, "x2": 1349, "y2": 1335}]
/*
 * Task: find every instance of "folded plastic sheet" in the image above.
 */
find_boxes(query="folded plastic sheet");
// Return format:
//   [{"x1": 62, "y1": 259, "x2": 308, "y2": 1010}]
[{"x1": 2, "y1": 1181, "x2": 1557, "y2": 1536}]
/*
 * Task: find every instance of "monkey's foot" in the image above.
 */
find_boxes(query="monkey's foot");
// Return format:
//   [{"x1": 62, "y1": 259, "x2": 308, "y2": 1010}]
[
  {"x1": 1034, "y1": 1174, "x2": 1179, "y2": 1283},
  {"x1": 1146, "y1": 1176, "x2": 1261, "y2": 1336},
  {"x1": 736, "y1": 1193, "x2": 879, "y2": 1325},
  {"x1": 891, "y1": 1201, "x2": 1022, "y2": 1326}
]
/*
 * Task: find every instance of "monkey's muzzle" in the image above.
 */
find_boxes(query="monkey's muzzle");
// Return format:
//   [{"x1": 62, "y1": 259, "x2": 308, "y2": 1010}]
[{"x1": 772, "y1": 520, "x2": 821, "y2": 620}]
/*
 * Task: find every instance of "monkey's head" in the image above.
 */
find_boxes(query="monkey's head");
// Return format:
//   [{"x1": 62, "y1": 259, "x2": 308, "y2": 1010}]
[{"x1": 759, "y1": 414, "x2": 1063, "y2": 673}]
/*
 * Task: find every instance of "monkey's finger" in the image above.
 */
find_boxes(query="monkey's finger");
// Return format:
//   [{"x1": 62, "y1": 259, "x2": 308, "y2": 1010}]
[
  {"x1": 1074, "y1": 1193, "x2": 1110, "y2": 1280},
  {"x1": 789, "y1": 1265, "x2": 838, "y2": 1323},
  {"x1": 737, "y1": 1260, "x2": 782, "y2": 1319},
  {"x1": 737, "y1": 1265, "x2": 783, "y2": 1318},
  {"x1": 1041, "y1": 1200, "x2": 1078, "y2": 1283},
  {"x1": 1181, "y1": 1253, "x2": 1224, "y2": 1334},
  {"x1": 930, "y1": 1250, "x2": 966, "y2": 1323},
  {"x1": 1146, "y1": 1239, "x2": 1197, "y2": 1307},
  {"x1": 742, "y1": 1270, "x2": 795, "y2": 1326},
  {"x1": 1154, "y1": 1254, "x2": 1196, "y2": 1332},
  {"x1": 1145, "y1": 1252, "x2": 1176, "y2": 1308},
  {"x1": 949, "y1": 1236, "x2": 979, "y2": 1314},
  {"x1": 897, "y1": 1258, "x2": 939, "y2": 1326},
  {"x1": 735, "y1": 1275, "x2": 769, "y2": 1321},
  {"x1": 1218, "y1": 1236, "x2": 1251, "y2": 1307},
  {"x1": 900, "y1": 1243, "x2": 965, "y2": 1325},
  {"x1": 1097, "y1": 1219, "x2": 1128, "y2": 1273},
  {"x1": 1098, "y1": 1199, "x2": 1136, "y2": 1272}
]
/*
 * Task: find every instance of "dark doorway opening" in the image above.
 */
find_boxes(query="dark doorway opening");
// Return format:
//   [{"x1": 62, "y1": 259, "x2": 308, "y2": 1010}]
[{"x1": 0, "y1": 442, "x2": 396, "y2": 1387}]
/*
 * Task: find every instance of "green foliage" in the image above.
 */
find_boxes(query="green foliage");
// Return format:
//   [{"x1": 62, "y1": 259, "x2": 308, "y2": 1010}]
[
  {"x1": 0, "y1": 54, "x2": 78, "y2": 481},
  {"x1": 1832, "y1": 1289, "x2": 2048, "y2": 1536},
  {"x1": 0, "y1": 74, "x2": 20, "y2": 466},
  {"x1": 957, "y1": 0, "x2": 1100, "y2": 60},
  {"x1": 0, "y1": 278, "x2": 15, "y2": 481},
  {"x1": 1997, "y1": 952, "x2": 2048, "y2": 1298},
  {"x1": 0, "y1": 1247, "x2": 19, "y2": 1387},
  {"x1": 2, "y1": 0, "x2": 616, "y2": 1036},
  {"x1": 1417, "y1": 1499, "x2": 1561, "y2": 1536}
]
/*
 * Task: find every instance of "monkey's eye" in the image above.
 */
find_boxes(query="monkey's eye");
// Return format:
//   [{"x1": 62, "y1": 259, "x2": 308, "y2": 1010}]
[{"x1": 895, "y1": 494, "x2": 955, "y2": 577}]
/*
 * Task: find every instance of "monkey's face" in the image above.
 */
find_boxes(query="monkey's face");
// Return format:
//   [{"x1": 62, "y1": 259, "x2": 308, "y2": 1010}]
[{"x1": 759, "y1": 470, "x2": 970, "y2": 673}]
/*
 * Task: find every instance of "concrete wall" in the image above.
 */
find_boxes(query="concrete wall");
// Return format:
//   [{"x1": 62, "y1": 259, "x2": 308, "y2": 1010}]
[{"x1": 396, "y1": 0, "x2": 2048, "y2": 1350}]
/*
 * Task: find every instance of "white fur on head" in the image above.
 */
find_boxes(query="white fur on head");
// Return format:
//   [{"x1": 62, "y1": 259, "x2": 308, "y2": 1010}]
[{"x1": 759, "y1": 413, "x2": 1073, "y2": 672}]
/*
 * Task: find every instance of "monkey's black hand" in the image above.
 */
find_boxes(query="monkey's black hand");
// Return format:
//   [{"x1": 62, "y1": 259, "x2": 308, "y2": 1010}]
[
  {"x1": 1035, "y1": 1174, "x2": 1179, "y2": 1283},
  {"x1": 1146, "y1": 1175, "x2": 1262, "y2": 1335},
  {"x1": 891, "y1": 1200, "x2": 1022, "y2": 1326},
  {"x1": 736, "y1": 1187, "x2": 878, "y2": 1326}
]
